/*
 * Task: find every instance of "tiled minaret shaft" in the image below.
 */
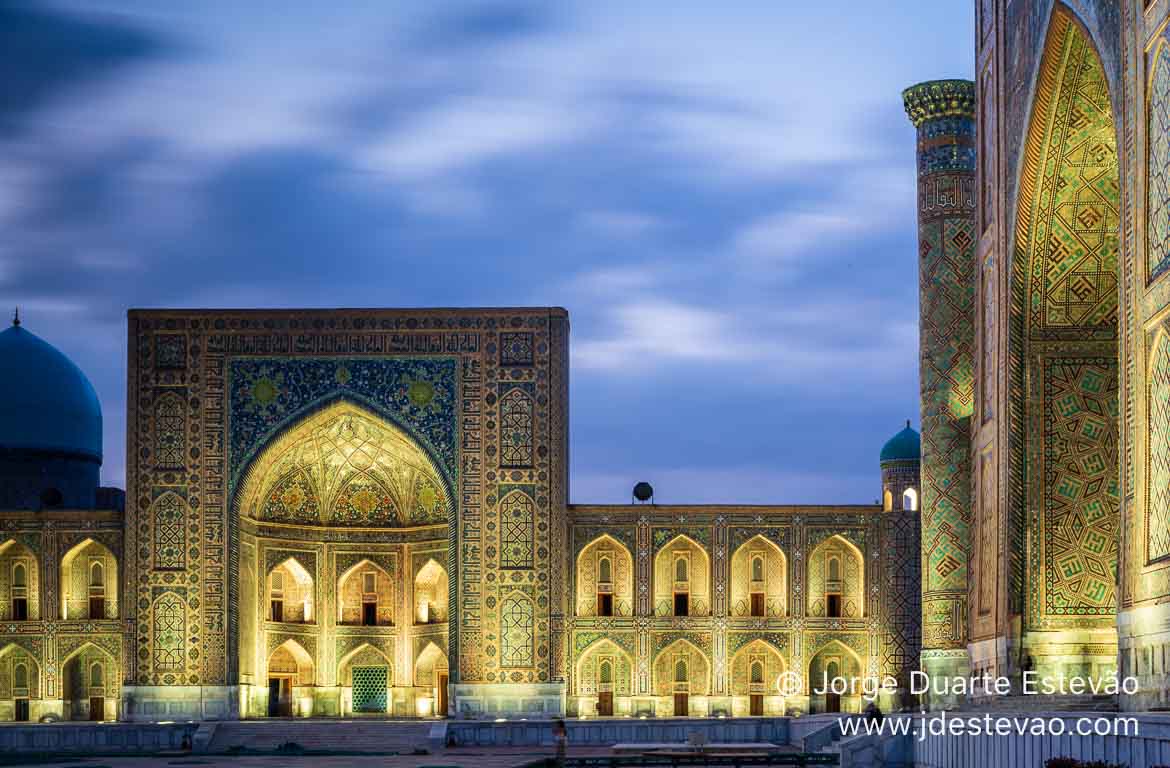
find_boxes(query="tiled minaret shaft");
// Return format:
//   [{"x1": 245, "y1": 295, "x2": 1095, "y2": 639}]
[{"x1": 903, "y1": 80, "x2": 976, "y2": 702}]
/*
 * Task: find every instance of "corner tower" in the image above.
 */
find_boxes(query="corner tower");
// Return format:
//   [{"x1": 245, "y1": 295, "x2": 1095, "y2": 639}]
[
  {"x1": 903, "y1": 80, "x2": 976, "y2": 703},
  {"x1": 880, "y1": 421, "x2": 921, "y2": 512}
]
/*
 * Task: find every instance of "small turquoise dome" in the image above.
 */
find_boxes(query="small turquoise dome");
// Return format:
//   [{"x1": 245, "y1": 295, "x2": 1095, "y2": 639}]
[
  {"x1": 0, "y1": 320, "x2": 102, "y2": 462},
  {"x1": 880, "y1": 421, "x2": 920, "y2": 464}
]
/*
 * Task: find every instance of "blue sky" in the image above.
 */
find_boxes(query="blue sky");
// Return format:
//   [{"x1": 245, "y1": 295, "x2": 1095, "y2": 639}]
[{"x1": 0, "y1": 0, "x2": 974, "y2": 503}]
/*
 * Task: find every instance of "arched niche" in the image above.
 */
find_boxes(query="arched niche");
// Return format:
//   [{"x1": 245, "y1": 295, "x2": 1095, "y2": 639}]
[
  {"x1": 730, "y1": 639, "x2": 786, "y2": 715},
  {"x1": 652, "y1": 639, "x2": 711, "y2": 699},
  {"x1": 60, "y1": 538, "x2": 117, "y2": 620},
  {"x1": 413, "y1": 558, "x2": 448, "y2": 625},
  {"x1": 338, "y1": 643, "x2": 393, "y2": 715},
  {"x1": 575, "y1": 534, "x2": 634, "y2": 618},
  {"x1": 807, "y1": 640, "x2": 864, "y2": 714},
  {"x1": 337, "y1": 559, "x2": 393, "y2": 626},
  {"x1": 1008, "y1": 6, "x2": 1120, "y2": 636},
  {"x1": 0, "y1": 644, "x2": 39, "y2": 722},
  {"x1": 61, "y1": 643, "x2": 117, "y2": 722},
  {"x1": 267, "y1": 557, "x2": 314, "y2": 624},
  {"x1": 235, "y1": 400, "x2": 451, "y2": 528},
  {"x1": 652, "y1": 535, "x2": 711, "y2": 617},
  {"x1": 729, "y1": 535, "x2": 787, "y2": 617},
  {"x1": 806, "y1": 534, "x2": 864, "y2": 618},
  {"x1": 0, "y1": 540, "x2": 38, "y2": 622},
  {"x1": 575, "y1": 638, "x2": 633, "y2": 698}
]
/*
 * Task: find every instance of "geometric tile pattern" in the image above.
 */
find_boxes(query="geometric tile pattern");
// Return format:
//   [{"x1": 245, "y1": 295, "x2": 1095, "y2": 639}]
[
  {"x1": 235, "y1": 401, "x2": 452, "y2": 527},
  {"x1": 499, "y1": 387, "x2": 534, "y2": 468},
  {"x1": 1150, "y1": 42, "x2": 1170, "y2": 281},
  {"x1": 499, "y1": 489, "x2": 534, "y2": 569},
  {"x1": 1149, "y1": 331, "x2": 1170, "y2": 561},
  {"x1": 1042, "y1": 359, "x2": 1119, "y2": 615},
  {"x1": 1013, "y1": 12, "x2": 1120, "y2": 632},
  {"x1": 500, "y1": 594, "x2": 534, "y2": 668}
]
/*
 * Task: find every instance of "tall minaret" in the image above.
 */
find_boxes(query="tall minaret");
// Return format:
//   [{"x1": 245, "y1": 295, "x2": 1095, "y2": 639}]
[{"x1": 902, "y1": 80, "x2": 976, "y2": 706}]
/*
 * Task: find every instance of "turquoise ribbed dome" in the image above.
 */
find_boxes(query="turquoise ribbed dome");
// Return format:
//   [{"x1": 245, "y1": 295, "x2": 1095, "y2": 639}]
[
  {"x1": 0, "y1": 321, "x2": 102, "y2": 461},
  {"x1": 880, "y1": 421, "x2": 920, "y2": 464}
]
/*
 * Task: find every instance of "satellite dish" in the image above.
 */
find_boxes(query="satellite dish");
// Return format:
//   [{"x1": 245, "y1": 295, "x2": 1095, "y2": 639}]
[{"x1": 632, "y1": 482, "x2": 654, "y2": 503}]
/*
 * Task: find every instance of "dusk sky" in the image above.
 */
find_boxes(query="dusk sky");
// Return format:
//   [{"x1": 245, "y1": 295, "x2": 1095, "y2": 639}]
[{"x1": 1, "y1": 1, "x2": 974, "y2": 504}]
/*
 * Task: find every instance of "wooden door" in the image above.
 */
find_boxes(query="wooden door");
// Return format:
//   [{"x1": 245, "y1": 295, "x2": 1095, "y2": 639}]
[
  {"x1": 750, "y1": 694, "x2": 764, "y2": 716},
  {"x1": 597, "y1": 691, "x2": 613, "y2": 716},
  {"x1": 750, "y1": 593, "x2": 765, "y2": 616},
  {"x1": 267, "y1": 678, "x2": 281, "y2": 716},
  {"x1": 597, "y1": 593, "x2": 613, "y2": 616},
  {"x1": 14, "y1": 699, "x2": 29, "y2": 722},
  {"x1": 89, "y1": 697, "x2": 104, "y2": 721},
  {"x1": 673, "y1": 692, "x2": 688, "y2": 716},
  {"x1": 90, "y1": 597, "x2": 105, "y2": 619},
  {"x1": 437, "y1": 673, "x2": 449, "y2": 717},
  {"x1": 825, "y1": 692, "x2": 841, "y2": 713}
]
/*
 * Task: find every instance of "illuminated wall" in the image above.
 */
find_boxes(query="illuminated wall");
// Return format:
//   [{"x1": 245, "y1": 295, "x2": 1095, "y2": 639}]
[
  {"x1": 971, "y1": 0, "x2": 1170, "y2": 710},
  {"x1": 1009, "y1": 8, "x2": 1119, "y2": 680},
  {"x1": 566, "y1": 504, "x2": 921, "y2": 717},
  {"x1": 125, "y1": 309, "x2": 570, "y2": 719}
]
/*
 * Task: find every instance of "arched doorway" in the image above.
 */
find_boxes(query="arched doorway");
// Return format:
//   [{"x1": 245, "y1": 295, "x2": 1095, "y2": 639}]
[
  {"x1": 653, "y1": 639, "x2": 710, "y2": 717},
  {"x1": 266, "y1": 640, "x2": 314, "y2": 717},
  {"x1": 730, "y1": 640, "x2": 786, "y2": 716},
  {"x1": 0, "y1": 644, "x2": 39, "y2": 722},
  {"x1": 233, "y1": 400, "x2": 454, "y2": 718},
  {"x1": 1010, "y1": 6, "x2": 1120, "y2": 676},
  {"x1": 807, "y1": 641, "x2": 863, "y2": 714},
  {"x1": 61, "y1": 643, "x2": 117, "y2": 721},
  {"x1": 575, "y1": 638, "x2": 633, "y2": 717},
  {"x1": 414, "y1": 642, "x2": 448, "y2": 717}
]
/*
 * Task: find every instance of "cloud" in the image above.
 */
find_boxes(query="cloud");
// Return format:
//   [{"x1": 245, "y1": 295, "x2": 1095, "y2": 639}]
[
  {"x1": 571, "y1": 297, "x2": 915, "y2": 385},
  {"x1": 360, "y1": 97, "x2": 605, "y2": 180},
  {"x1": 577, "y1": 210, "x2": 666, "y2": 240},
  {"x1": 0, "y1": 1, "x2": 161, "y2": 131}
]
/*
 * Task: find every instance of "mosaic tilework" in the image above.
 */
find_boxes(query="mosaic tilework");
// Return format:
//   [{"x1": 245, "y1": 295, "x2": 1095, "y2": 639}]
[
  {"x1": 500, "y1": 594, "x2": 534, "y2": 668},
  {"x1": 904, "y1": 79, "x2": 976, "y2": 652},
  {"x1": 1016, "y1": 15, "x2": 1119, "y2": 336},
  {"x1": 1150, "y1": 42, "x2": 1170, "y2": 281},
  {"x1": 128, "y1": 311, "x2": 564, "y2": 696},
  {"x1": 228, "y1": 357, "x2": 458, "y2": 485},
  {"x1": 1012, "y1": 12, "x2": 1120, "y2": 632},
  {"x1": 1041, "y1": 359, "x2": 1118, "y2": 616},
  {"x1": 236, "y1": 402, "x2": 452, "y2": 527},
  {"x1": 1148, "y1": 331, "x2": 1170, "y2": 561}
]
